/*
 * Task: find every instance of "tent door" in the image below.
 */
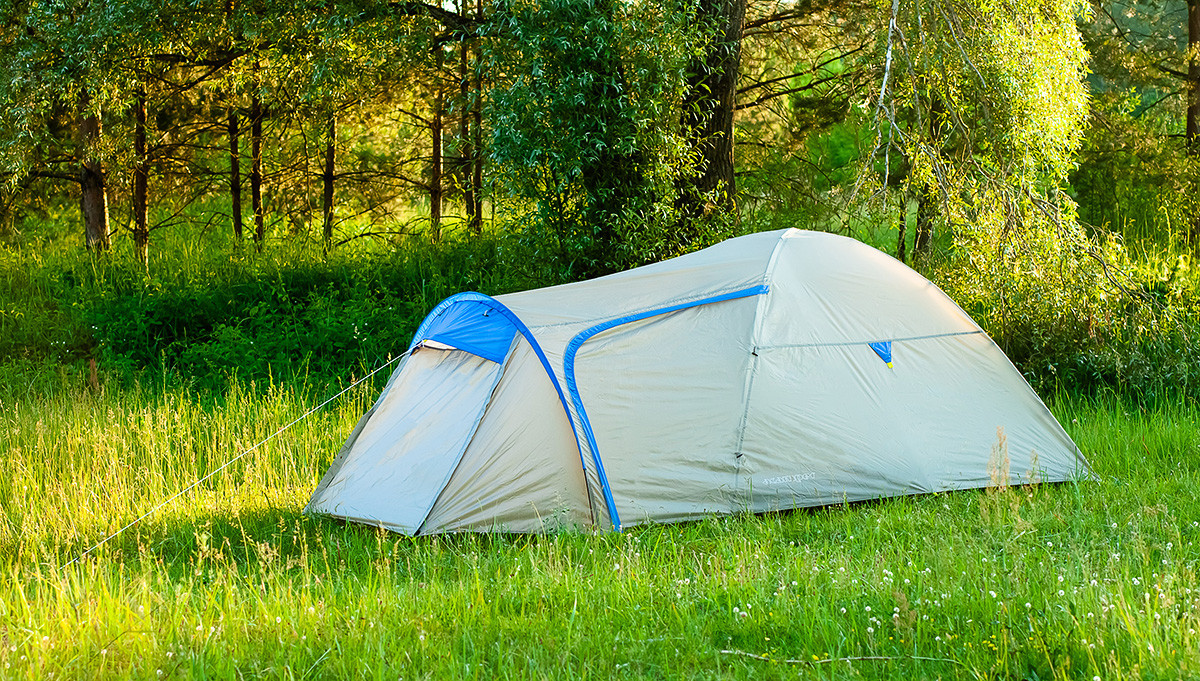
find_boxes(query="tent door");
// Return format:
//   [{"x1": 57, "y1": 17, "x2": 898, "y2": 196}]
[{"x1": 306, "y1": 345, "x2": 507, "y2": 534}]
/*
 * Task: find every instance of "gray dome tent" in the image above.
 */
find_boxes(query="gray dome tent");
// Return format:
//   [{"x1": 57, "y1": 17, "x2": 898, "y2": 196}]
[{"x1": 306, "y1": 229, "x2": 1090, "y2": 534}]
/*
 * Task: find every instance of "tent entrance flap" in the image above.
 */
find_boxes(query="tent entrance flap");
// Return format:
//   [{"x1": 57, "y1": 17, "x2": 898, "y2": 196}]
[{"x1": 305, "y1": 347, "x2": 505, "y2": 534}]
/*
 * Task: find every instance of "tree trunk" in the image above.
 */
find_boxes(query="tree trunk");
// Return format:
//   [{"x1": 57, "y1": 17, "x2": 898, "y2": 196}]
[
  {"x1": 472, "y1": 0, "x2": 484, "y2": 233},
  {"x1": 431, "y1": 57, "x2": 444, "y2": 242},
  {"x1": 1188, "y1": 0, "x2": 1199, "y2": 152},
  {"x1": 676, "y1": 0, "x2": 747, "y2": 223},
  {"x1": 914, "y1": 95, "x2": 943, "y2": 258},
  {"x1": 1188, "y1": 0, "x2": 1200, "y2": 245},
  {"x1": 133, "y1": 87, "x2": 149, "y2": 270},
  {"x1": 460, "y1": 24, "x2": 478, "y2": 235},
  {"x1": 78, "y1": 94, "x2": 110, "y2": 251},
  {"x1": 251, "y1": 91, "x2": 264, "y2": 250},
  {"x1": 322, "y1": 117, "x2": 336, "y2": 249},
  {"x1": 229, "y1": 108, "x2": 243, "y2": 242}
]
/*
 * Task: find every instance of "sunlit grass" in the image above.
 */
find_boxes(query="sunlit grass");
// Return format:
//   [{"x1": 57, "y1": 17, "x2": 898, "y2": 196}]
[{"x1": 0, "y1": 375, "x2": 1197, "y2": 679}]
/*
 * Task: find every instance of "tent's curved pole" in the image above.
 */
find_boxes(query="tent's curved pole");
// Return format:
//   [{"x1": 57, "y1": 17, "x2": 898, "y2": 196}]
[{"x1": 562, "y1": 284, "x2": 770, "y2": 532}]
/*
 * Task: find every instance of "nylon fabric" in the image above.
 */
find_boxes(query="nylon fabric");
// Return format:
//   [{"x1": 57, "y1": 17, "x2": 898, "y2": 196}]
[
  {"x1": 738, "y1": 333, "x2": 1082, "y2": 510},
  {"x1": 307, "y1": 228, "x2": 1091, "y2": 536},
  {"x1": 571, "y1": 297, "x2": 760, "y2": 527},
  {"x1": 422, "y1": 338, "x2": 590, "y2": 532},
  {"x1": 306, "y1": 347, "x2": 503, "y2": 533}
]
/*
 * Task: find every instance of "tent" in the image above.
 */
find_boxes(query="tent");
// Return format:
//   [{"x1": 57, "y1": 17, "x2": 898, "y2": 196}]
[{"x1": 306, "y1": 228, "x2": 1091, "y2": 534}]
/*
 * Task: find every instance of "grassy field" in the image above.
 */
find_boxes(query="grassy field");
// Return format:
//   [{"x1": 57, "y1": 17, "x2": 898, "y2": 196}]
[{"x1": 0, "y1": 374, "x2": 1196, "y2": 679}]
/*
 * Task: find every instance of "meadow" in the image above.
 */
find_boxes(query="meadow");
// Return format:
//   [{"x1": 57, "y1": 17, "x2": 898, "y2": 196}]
[
  {"x1": 0, "y1": 373, "x2": 1196, "y2": 679},
  {"x1": 1, "y1": 222, "x2": 1198, "y2": 679}
]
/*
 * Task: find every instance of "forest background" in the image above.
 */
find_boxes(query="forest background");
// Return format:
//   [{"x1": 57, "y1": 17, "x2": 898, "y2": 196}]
[
  {"x1": 1, "y1": 0, "x2": 1197, "y2": 403},
  {"x1": 2, "y1": 2, "x2": 1200, "y2": 678}
]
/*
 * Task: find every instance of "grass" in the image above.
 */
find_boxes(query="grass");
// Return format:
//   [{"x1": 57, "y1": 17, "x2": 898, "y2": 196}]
[
  {"x1": 0, "y1": 372, "x2": 1197, "y2": 679},
  {"x1": 1, "y1": 213, "x2": 1198, "y2": 678}
]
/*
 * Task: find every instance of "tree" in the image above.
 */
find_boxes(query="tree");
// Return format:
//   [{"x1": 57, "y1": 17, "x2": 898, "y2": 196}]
[
  {"x1": 868, "y1": 0, "x2": 1090, "y2": 252},
  {"x1": 675, "y1": 0, "x2": 748, "y2": 223},
  {"x1": 488, "y1": 0, "x2": 700, "y2": 277},
  {"x1": 1074, "y1": 0, "x2": 1200, "y2": 245}
]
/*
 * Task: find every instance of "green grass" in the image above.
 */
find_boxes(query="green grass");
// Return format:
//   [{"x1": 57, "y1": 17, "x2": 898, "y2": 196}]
[{"x1": 0, "y1": 374, "x2": 1197, "y2": 679}]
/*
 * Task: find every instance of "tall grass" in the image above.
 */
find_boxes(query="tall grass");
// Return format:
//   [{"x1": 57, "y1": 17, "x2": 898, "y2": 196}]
[{"x1": 0, "y1": 378, "x2": 1197, "y2": 679}]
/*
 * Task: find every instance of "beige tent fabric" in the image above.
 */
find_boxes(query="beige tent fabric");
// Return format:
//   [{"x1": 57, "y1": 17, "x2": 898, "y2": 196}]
[
  {"x1": 570, "y1": 298, "x2": 760, "y2": 526},
  {"x1": 307, "y1": 228, "x2": 1091, "y2": 534},
  {"x1": 305, "y1": 347, "x2": 504, "y2": 532},
  {"x1": 422, "y1": 337, "x2": 590, "y2": 532}
]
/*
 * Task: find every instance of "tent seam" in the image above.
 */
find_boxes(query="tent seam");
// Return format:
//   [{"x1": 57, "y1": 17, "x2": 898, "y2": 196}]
[
  {"x1": 756, "y1": 330, "x2": 986, "y2": 350},
  {"x1": 414, "y1": 338, "x2": 517, "y2": 535},
  {"x1": 563, "y1": 284, "x2": 770, "y2": 532},
  {"x1": 732, "y1": 231, "x2": 790, "y2": 489}
]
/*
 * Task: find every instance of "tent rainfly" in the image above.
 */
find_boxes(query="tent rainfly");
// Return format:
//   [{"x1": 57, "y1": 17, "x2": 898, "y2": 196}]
[{"x1": 306, "y1": 229, "x2": 1091, "y2": 534}]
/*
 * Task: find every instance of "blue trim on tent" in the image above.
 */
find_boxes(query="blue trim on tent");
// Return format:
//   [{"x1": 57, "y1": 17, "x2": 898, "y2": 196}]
[
  {"x1": 411, "y1": 294, "x2": 518, "y2": 364},
  {"x1": 562, "y1": 284, "x2": 770, "y2": 532},
  {"x1": 408, "y1": 292, "x2": 589, "y2": 498},
  {"x1": 868, "y1": 340, "x2": 893, "y2": 366}
]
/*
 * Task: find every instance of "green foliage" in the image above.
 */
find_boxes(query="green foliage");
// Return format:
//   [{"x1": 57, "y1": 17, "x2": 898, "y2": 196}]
[
  {"x1": 935, "y1": 223, "x2": 1200, "y2": 404},
  {"x1": 0, "y1": 226, "x2": 526, "y2": 395},
  {"x1": 486, "y1": 0, "x2": 702, "y2": 278},
  {"x1": 1071, "y1": 89, "x2": 1199, "y2": 248}
]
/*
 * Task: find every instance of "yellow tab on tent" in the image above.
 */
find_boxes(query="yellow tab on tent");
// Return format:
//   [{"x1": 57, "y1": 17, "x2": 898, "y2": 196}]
[{"x1": 869, "y1": 341, "x2": 893, "y2": 368}]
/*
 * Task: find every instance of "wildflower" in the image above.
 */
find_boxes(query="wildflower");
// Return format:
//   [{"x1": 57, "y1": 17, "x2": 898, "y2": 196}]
[{"x1": 867, "y1": 627, "x2": 874, "y2": 634}]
